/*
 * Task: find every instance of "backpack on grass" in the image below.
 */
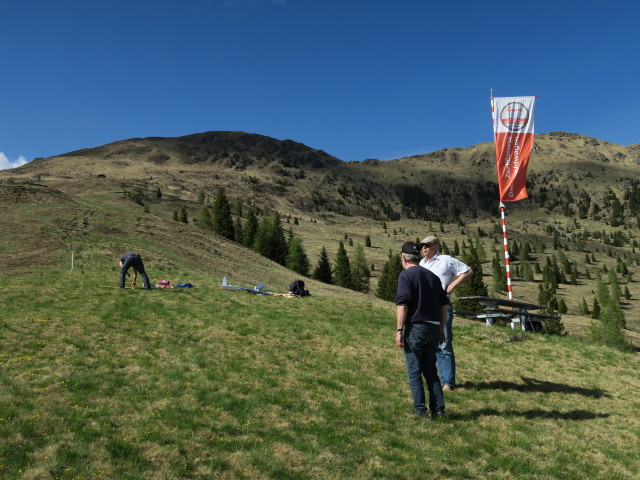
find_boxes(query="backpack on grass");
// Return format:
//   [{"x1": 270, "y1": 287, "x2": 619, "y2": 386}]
[{"x1": 289, "y1": 280, "x2": 310, "y2": 297}]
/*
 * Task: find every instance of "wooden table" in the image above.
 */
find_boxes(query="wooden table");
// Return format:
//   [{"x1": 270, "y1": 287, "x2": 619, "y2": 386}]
[{"x1": 456, "y1": 296, "x2": 560, "y2": 331}]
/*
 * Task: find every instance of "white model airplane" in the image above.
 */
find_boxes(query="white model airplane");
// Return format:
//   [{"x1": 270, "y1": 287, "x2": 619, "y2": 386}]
[{"x1": 221, "y1": 277, "x2": 266, "y2": 292}]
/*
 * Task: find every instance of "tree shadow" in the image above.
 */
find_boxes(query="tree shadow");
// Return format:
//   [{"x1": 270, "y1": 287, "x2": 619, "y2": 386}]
[
  {"x1": 449, "y1": 408, "x2": 610, "y2": 421},
  {"x1": 459, "y1": 376, "x2": 610, "y2": 398}
]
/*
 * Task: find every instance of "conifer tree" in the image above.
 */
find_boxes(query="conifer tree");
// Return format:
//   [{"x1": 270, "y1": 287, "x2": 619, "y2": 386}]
[
  {"x1": 269, "y1": 211, "x2": 288, "y2": 265},
  {"x1": 198, "y1": 205, "x2": 213, "y2": 230},
  {"x1": 475, "y1": 237, "x2": 487, "y2": 261},
  {"x1": 243, "y1": 208, "x2": 259, "y2": 248},
  {"x1": 254, "y1": 212, "x2": 288, "y2": 265},
  {"x1": 333, "y1": 241, "x2": 352, "y2": 288},
  {"x1": 491, "y1": 254, "x2": 507, "y2": 293},
  {"x1": 313, "y1": 247, "x2": 333, "y2": 284},
  {"x1": 180, "y1": 206, "x2": 188, "y2": 223},
  {"x1": 234, "y1": 216, "x2": 244, "y2": 244},
  {"x1": 376, "y1": 250, "x2": 402, "y2": 302},
  {"x1": 286, "y1": 236, "x2": 310, "y2": 276},
  {"x1": 453, "y1": 246, "x2": 488, "y2": 313},
  {"x1": 608, "y1": 269, "x2": 622, "y2": 300},
  {"x1": 591, "y1": 297, "x2": 601, "y2": 320},
  {"x1": 253, "y1": 215, "x2": 273, "y2": 258},
  {"x1": 520, "y1": 260, "x2": 534, "y2": 281},
  {"x1": 212, "y1": 187, "x2": 235, "y2": 241},
  {"x1": 350, "y1": 243, "x2": 371, "y2": 293},
  {"x1": 578, "y1": 297, "x2": 590, "y2": 316},
  {"x1": 234, "y1": 198, "x2": 243, "y2": 217},
  {"x1": 589, "y1": 271, "x2": 632, "y2": 351},
  {"x1": 557, "y1": 298, "x2": 568, "y2": 314}
]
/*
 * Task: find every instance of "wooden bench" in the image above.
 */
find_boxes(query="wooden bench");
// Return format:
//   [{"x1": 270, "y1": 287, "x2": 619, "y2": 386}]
[{"x1": 456, "y1": 296, "x2": 560, "y2": 332}]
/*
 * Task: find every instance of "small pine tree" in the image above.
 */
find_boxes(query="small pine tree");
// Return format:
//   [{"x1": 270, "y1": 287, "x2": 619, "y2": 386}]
[
  {"x1": 333, "y1": 241, "x2": 352, "y2": 289},
  {"x1": 542, "y1": 314, "x2": 566, "y2": 336},
  {"x1": 234, "y1": 198, "x2": 243, "y2": 217},
  {"x1": 198, "y1": 205, "x2": 213, "y2": 230},
  {"x1": 365, "y1": 234, "x2": 372, "y2": 248},
  {"x1": 591, "y1": 297, "x2": 601, "y2": 320},
  {"x1": 234, "y1": 216, "x2": 244, "y2": 244},
  {"x1": 254, "y1": 212, "x2": 288, "y2": 265},
  {"x1": 243, "y1": 208, "x2": 259, "y2": 248},
  {"x1": 376, "y1": 250, "x2": 402, "y2": 302},
  {"x1": 350, "y1": 243, "x2": 371, "y2": 293},
  {"x1": 212, "y1": 187, "x2": 235, "y2": 241},
  {"x1": 286, "y1": 236, "x2": 310, "y2": 276},
  {"x1": 578, "y1": 297, "x2": 590, "y2": 316},
  {"x1": 492, "y1": 254, "x2": 507, "y2": 293},
  {"x1": 180, "y1": 206, "x2": 188, "y2": 223},
  {"x1": 173, "y1": 210, "x2": 179, "y2": 222},
  {"x1": 557, "y1": 298, "x2": 568, "y2": 314},
  {"x1": 313, "y1": 247, "x2": 333, "y2": 284},
  {"x1": 453, "y1": 246, "x2": 488, "y2": 313}
]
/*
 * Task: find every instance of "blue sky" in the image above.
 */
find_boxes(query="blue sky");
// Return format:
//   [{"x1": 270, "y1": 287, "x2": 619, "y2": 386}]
[{"x1": 1, "y1": 0, "x2": 638, "y2": 170}]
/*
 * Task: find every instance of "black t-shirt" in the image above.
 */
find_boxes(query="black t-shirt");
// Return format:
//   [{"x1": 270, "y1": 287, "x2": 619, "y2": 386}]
[{"x1": 396, "y1": 265, "x2": 448, "y2": 324}]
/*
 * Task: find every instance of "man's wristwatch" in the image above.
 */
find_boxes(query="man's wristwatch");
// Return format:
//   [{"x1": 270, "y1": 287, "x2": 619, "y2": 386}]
[{"x1": 396, "y1": 328, "x2": 403, "y2": 332}]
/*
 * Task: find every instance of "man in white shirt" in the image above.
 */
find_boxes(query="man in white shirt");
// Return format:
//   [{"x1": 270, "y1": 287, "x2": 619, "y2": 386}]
[{"x1": 419, "y1": 235, "x2": 473, "y2": 391}]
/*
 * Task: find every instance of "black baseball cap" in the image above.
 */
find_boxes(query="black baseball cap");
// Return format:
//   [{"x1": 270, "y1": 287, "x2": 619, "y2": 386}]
[{"x1": 401, "y1": 241, "x2": 421, "y2": 255}]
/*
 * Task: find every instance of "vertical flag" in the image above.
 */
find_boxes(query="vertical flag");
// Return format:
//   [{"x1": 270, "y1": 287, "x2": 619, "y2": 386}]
[{"x1": 491, "y1": 96, "x2": 535, "y2": 202}]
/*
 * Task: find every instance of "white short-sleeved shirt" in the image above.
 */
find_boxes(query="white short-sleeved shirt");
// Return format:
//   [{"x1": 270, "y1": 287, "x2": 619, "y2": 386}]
[{"x1": 419, "y1": 253, "x2": 470, "y2": 291}]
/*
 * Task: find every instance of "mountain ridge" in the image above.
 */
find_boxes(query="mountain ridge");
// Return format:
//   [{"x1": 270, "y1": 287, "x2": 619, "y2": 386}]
[{"x1": 12, "y1": 130, "x2": 640, "y2": 224}]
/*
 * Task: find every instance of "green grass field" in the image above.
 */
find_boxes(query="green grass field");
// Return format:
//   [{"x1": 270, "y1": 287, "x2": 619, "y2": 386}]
[{"x1": 1, "y1": 262, "x2": 639, "y2": 480}]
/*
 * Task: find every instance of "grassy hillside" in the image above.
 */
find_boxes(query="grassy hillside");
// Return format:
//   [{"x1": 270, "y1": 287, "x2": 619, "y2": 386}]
[
  {"x1": 1, "y1": 130, "x2": 640, "y2": 477},
  {"x1": 1, "y1": 260, "x2": 639, "y2": 479},
  {"x1": 2, "y1": 131, "x2": 640, "y2": 345}
]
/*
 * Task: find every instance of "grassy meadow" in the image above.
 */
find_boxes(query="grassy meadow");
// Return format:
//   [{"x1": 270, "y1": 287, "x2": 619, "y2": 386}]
[
  {"x1": 2, "y1": 132, "x2": 640, "y2": 479},
  {"x1": 1, "y1": 261, "x2": 639, "y2": 480}
]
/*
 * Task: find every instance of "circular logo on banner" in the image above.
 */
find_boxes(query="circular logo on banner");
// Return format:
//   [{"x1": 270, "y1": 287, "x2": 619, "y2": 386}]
[{"x1": 500, "y1": 102, "x2": 530, "y2": 132}]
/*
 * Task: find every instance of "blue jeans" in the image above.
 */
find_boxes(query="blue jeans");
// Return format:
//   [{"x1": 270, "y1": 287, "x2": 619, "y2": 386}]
[
  {"x1": 437, "y1": 303, "x2": 455, "y2": 387},
  {"x1": 403, "y1": 322, "x2": 445, "y2": 415},
  {"x1": 120, "y1": 254, "x2": 151, "y2": 289}
]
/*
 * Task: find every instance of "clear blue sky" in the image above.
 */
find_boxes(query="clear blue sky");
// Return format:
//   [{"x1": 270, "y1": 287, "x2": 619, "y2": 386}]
[{"x1": 1, "y1": 0, "x2": 638, "y2": 170}]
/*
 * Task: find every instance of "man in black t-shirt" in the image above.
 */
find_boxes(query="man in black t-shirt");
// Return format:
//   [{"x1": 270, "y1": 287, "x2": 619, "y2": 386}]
[{"x1": 395, "y1": 241, "x2": 448, "y2": 419}]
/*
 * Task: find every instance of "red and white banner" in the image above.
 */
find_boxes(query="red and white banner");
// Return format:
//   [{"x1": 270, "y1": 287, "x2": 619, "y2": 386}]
[{"x1": 491, "y1": 96, "x2": 535, "y2": 202}]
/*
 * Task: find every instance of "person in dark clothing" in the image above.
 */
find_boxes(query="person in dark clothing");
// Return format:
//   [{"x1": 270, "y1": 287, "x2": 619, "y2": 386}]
[
  {"x1": 395, "y1": 241, "x2": 449, "y2": 419},
  {"x1": 119, "y1": 252, "x2": 151, "y2": 289}
]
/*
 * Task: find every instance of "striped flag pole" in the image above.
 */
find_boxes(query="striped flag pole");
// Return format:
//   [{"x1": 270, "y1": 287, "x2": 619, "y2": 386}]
[
  {"x1": 499, "y1": 202, "x2": 513, "y2": 302},
  {"x1": 491, "y1": 91, "x2": 536, "y2": 303}
]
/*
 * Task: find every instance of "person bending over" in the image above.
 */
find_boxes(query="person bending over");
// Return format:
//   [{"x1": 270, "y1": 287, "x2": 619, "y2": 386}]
[{"x1": 119, "y1": 252, "x2": 151, "y2": 289}]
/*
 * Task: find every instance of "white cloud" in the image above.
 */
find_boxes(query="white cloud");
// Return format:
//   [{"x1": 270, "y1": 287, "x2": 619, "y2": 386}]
[{"x1": 0, "y1": 153, "x2": 29, "y2": 170}]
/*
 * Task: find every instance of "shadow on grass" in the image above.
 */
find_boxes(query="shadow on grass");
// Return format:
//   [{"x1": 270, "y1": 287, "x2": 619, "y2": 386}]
[
  {"x1": 459, "y1": 376, "x2": 610, "y2": 398},
  {"x1": 450, "y1": 409, "x2": 610, "y2": 421}
]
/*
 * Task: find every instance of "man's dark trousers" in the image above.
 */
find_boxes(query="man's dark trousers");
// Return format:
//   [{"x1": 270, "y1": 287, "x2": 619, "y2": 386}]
[
  {"x1": 120, "y1": 253, "x2": 151, "y2": 289},
  {"x1": 404, "y1": 322, "x2": 445, "y2": 416}
]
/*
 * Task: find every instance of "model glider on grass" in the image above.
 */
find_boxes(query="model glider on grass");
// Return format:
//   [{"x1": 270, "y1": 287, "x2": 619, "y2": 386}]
[{"x1": 220, "y1": 277, "x2": 266, "y2": 292}]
